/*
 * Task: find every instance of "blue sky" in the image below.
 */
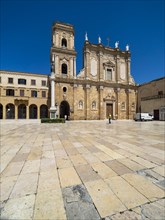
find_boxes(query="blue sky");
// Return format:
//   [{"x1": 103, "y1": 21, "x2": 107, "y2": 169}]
[{"x1": 0, "y1": 0, "x2": 164, "y2": 84}]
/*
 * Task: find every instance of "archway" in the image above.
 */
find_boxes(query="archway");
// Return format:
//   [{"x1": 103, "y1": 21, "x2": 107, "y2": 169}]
[
  {"x1": 40, "y1": 105, "x2": 48, "y2": 118},
  {"x1": 29, "y1": 104, "x2": 37, "y2": 119},
  {"x1": 6, "y1": 104, "x2": 15, "y2": 119},
  {"x1": 0, "y1": 104, "x2": 3, "y2": 119},
  {"x1": 18, "y1": 104, "x2": 26, "y2": 119},
  {"x1": 60, "y1": 101, "x2": 70, "y2": 119}
]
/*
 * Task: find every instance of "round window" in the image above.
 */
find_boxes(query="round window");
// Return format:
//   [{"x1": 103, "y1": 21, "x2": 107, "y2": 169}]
[{"x1": 63, "y1": 87, "x2": 67, "y2": 92}]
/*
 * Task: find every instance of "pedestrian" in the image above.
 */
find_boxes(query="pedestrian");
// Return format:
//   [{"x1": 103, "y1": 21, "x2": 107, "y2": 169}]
[{"x1": 108, "y1": 114, "x2": 112, "y2": 124}]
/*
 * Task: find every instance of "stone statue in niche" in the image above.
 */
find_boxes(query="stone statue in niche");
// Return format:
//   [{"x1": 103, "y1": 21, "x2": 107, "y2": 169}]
[{"x1": 115, "y1": 41, "x2": 119, "y2": 48}]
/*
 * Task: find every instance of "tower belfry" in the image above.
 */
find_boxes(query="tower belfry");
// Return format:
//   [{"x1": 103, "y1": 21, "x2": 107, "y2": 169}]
[{"x1": 51, "y1": 22, "x2": 77, "y2": 78}]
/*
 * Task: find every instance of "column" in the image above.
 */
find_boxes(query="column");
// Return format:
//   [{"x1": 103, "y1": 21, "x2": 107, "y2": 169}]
[
  {"x1": 115, "y1": 88, "x2": 120, "y2": 119},
  {"x1": 3, "y1": 105, "x2": 6, "y2": 119},
  {"x1": 126, "y1": 89, "x2": 130, "y2": 119},
  {"x1": 73, "y1": 57, "x2": 76, "y2": 79},
  {"x1": 38, "y1": 106, "x2": 40, "y2": 119},
  {"x1": 126, "y1": 57, "x2": 131, "y2": 84},
  {"x1": 49, "y1": 73, "x2": 57, "y2": 119},
  {"x1": 98, "y1": 52, "x2": 103, "y2": 81},
  {"x1": 70, "y1": 58, "x2": 73, "y2": 77},
  {"x1": 26, "y1": 105, "x2": 29, "y2": 119},
  {"x1": 15, "y1": 105, "x2": 18, "y2": 119},
  {"x1": 85, "y1": 84, "x2": 90, "y2": 120},
  {"x1": 73, "y1": 84, "x2": 77, "y2": 119},
  {"x1": 55, "y1": 55, "x2": 59, "y2": 75},
  {"x1": 84, "y1": 48, "x2": 90, "y2": 79},
  {"x1": 115, "y1": 55, "x2": 120, "y2": 83},
  {"x1": 99, "y1": 86, "x2": 104, "y2": 119}
]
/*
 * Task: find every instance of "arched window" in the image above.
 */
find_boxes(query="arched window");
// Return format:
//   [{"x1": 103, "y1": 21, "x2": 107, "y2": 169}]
[
  {"x1": 61, "y1": 38, "x2": 67, "y2": 47},
  {"x1": 121, "y1": 102, "x2": 126, "y2": 110},
  {"x1": 78, "y1": 100, "x2": 83, "y2": 109},
  {"x1": 92, "y1": 101, "x2": 96, "y2": 110},
  {"x1": 62, "y1": 64, "x2": 67, "y2": 74}
]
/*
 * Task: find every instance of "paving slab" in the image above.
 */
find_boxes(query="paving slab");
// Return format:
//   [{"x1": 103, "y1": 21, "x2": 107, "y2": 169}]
[
  {"x1": 58, "y1": 167, "x2": 82, "y2": 188},
  {"x1": 105, "y1": 176, "x2": 149, "y2": 209},
  {"x1": 62, "y1": 184, "x2": 100, "y2": 220},
  {"x1": 84, "y1": 179, "x2": 126, "y2": 218},
  {"x1": 75, "y1": 164, "x2": 101, "y2": 182},
  {"x1": 33, "y1": 189, "x2": 66, "y2": 220},
  {"x1": 1, "y1": 194, "x2": 35, "y2": 220},
  {"x1": 105, "y1": 160, "x2": 133, "y2": 175},
  {"x1": 122, "y1": 173, "x2": 165, "y2": 201},
  {"x1": 70, "y1": 154, "x2": 88, "y2": 166}
]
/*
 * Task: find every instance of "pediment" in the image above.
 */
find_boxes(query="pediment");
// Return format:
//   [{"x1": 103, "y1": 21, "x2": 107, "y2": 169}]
[{"x1": 103, "y1": 60, "x2": 115, "y2": 67}]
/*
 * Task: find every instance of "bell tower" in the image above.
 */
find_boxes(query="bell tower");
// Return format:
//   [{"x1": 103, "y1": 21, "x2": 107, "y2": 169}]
[{"x1": 51, "y1": 22, "x2": 77, "y2": 78}]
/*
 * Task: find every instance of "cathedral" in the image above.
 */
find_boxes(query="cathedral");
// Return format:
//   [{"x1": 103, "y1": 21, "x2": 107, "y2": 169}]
[
  {"x1": 0, "y1": 21, "x2": 137, "y2": 120},
  {"x1": 49, "y1": 22, "x2": 137, "y2": 120}
]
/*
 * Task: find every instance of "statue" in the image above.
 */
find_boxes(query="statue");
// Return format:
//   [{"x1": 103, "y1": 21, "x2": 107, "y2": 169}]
[
  {"x1": 85, "y1": 32, "x2": 88, "y2": 41},
  {"x1": 98, "y1": 36, "x2": 101, "y2": 44},
  {"x1": 115, "y1": 41, "x2": 119, "y2": 48},
  {"x1": 51, "y1": 62, "x2": 55, "y2": 73},
  {"x1": 126, "y1": 44, "x2": 129, "y2": 51}
]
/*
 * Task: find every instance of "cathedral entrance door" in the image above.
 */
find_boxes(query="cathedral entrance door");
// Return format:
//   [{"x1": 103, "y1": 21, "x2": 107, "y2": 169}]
[
  {"x1": 106, "y1": 103, "x2": 113, "y2": 119},
  {"x1": 60, "y1": 101, "x2": 70, "y2": 119}
]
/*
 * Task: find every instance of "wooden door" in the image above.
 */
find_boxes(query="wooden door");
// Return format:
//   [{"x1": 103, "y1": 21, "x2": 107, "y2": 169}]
[{"x1": 106, "y1": 104, "x2": 113, "y2": 118}]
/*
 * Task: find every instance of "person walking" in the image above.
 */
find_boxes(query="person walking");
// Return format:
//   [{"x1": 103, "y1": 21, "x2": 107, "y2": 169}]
[{"x1": 108, "y1": 114, "x2": 112, "y2": 124}]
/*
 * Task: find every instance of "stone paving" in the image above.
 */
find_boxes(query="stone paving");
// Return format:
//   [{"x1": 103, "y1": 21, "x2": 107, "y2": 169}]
[{"x1": 0, "y1": 119, "x2": 165, "y2": 220}]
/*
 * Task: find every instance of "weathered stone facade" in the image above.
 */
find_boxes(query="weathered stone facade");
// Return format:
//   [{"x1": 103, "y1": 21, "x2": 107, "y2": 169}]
[
  {"x1": 50, "y1": 22, "x2": 137, "y2": 120},
  {"x1": 0, "y1": 21, "x2": 137, "y2": 120},
  {"x1": 138, "y1": 77, "x2": 165, "y2": 120}
]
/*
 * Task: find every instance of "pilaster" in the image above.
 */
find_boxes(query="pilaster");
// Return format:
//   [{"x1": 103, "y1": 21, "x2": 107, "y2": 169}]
[
  {"x1": 85, "y1": 84, "x2": 90, "y2": 119},
  {"x1": 15, "y1": 105, "x2": 18, "y2": 119},
  {"x1": 99, "y1": 86, "x2": 104, "y2": 119}
]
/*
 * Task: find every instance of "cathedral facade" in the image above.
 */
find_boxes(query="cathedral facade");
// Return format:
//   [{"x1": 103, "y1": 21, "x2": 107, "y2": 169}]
[
  {"x1": 50, "y1": 22, "x2": 137, "y2": 120},
  {"x1": 0, "y1": 21, "x2": 137, "y2": 120}
]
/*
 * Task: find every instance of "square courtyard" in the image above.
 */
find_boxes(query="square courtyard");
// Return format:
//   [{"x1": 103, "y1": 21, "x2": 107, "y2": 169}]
[{"x1": 0, "y1": 120, "x2": 165, "y2": 220}]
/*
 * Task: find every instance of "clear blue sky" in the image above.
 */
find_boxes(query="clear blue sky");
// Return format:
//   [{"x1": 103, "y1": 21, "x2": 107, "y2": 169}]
[{"x1": 0, "y1": 0, "x2": 164, "y2": 84}]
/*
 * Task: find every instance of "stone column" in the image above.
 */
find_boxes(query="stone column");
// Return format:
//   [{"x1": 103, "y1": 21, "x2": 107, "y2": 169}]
[
  {"x1": 84, "y1": 48, "x2": 90, "y2": 79},
  {"x1": 74, "y1": 57, "x2": 76, "y2": 78},
  {"x1": 126, "y1": 57, "x2": 131, "y2": 84},
  {"x1": 49, "y1": 73, "x2": 57, "y2": 119},
  {"x1": 115, "y1": 55, "x2": 120, "y2": 83},
  {"x1": 70, "y1": 58, "x2": 73, "y2": 77},
  {"x1": 85, "y1": 84, "x2": 90, "y2": 119},
  {"x1": 73, "y1": 84, "x2": 77, "y2": 119},
  {"x1": 98, "y1": 52, "x2": 103, "y2": 81},
  {"x1": 26, "y1": 105, "x2": 29, "y2": 119},
  {"x1": 115, "y1": 88, "x2": 120, "y2": 119},
  {"x1": 126, "y1": 88, "x2": 130, "y2": 119},
  {"x1": 3, "y1": 105, "x2": 6, "y2": 119},
  {"x1": 55, "y1": 55, "x2": 59, "y2": 75},
  {"x1": 38, "y1": 106, "x2": 40, "y2": 119},
  {"x1": 15, "y1": 105, "x2": 18, "y2": 119},
  {"x1": 99, "y1": 86, "x2": 104, "y2": 119}
]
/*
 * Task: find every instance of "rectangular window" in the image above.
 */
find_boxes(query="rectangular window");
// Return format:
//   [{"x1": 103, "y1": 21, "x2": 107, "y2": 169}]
[
  {"x1": 31, "y1": 79, "x2": 36, "y2": 85},
  {"x1": 42, "y1": 91, "x2": 46, "y2": 98},
  {"x1": 106, "y1": 69, "x2": 112, "y2": 80},
  {"x1": 42, "y1": 80, "x2": 46, "y2": 86},
  {"x1": 18, "y1": 79, "x2": 26, "y2": 85},
  {"x1": 20, "y1": 90, "x2": 24, "y2": 97},
  {"x1": 158, "y1": 91, "x2": 163, "y2": 97},
  {"x1": 8, "y1": 78, "x2": 13, "y2": 84},
  {"x1": 6, "y1": 89, "x2": 14, "y2": 96},
  {"x1": 31, "y1": 90, "x2": 37, "y2": 97}
]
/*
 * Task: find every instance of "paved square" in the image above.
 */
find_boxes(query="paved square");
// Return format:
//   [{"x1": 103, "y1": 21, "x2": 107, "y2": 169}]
[{"x1": 1, "y1": 120, "x2": 165, "y2": 219}]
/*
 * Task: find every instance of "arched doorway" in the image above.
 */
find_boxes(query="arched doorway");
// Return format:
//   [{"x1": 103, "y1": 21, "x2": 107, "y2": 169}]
[
  {"x1": 29, "y1": 104, "x2": 37, "y2": 119},
  {"x1": 6, "y1": 104, "x2": 15, "y2": 119},
  {"x1": 0, "y1": 104, "x2": 3, "y2": 119},
  {"x1": 60, "y1": 101, "x2": 70, "y2": 119},
  {"x1": 18, "y1": 104, "x2": 26, "y2": 119},
  {"x1": 40, "y1": 105, "x2": 48, "y2": 118}
]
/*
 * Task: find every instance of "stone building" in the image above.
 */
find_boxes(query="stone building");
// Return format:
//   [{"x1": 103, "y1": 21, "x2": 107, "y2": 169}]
[
  {"x1": 137, "y1": 77, "x2": 165, "y2": 120},
  {"x1": 0, "y1": 21, "x2": 137, "y2": 120},
  {"x1": 49, "y1": 22, "x2": 137, "y2": 120}
]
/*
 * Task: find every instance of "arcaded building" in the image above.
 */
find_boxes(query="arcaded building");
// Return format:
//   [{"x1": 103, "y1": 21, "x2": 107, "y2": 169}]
[{"x1": 0, "y1": 21, "x2": 137, "y2": 120}]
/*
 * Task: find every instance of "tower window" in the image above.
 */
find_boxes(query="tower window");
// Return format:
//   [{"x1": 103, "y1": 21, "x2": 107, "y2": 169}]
[
  {"x1": 63, "y1": 87, "x2": 67, "y2": 92},
  {"x1": 62, "y1": 64, "x2": 67, "y2": 74},
  {"x1": 61, "y1": 38, "x2": 67, "y2": 47},
  {"x1": 106, "y1": 69, "x2": 112, "y2": 80}
]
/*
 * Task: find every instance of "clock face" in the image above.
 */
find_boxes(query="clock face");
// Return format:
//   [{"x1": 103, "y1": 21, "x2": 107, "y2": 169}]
[{"x1": 91, "y1": 58, "x2": 97, "y2": 76}]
